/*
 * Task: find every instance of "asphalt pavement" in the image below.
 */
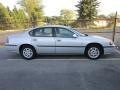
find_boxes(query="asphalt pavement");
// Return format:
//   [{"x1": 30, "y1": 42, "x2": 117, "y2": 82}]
[{"x1": 0, "y1": 47, "x2": 120, "y2": 90}]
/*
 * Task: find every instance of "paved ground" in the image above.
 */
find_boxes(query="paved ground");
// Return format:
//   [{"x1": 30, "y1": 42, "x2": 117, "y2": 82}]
[
  {"x1": 0, "y1": 58, "x2": 120, "y2": 90},
  {"x1": 0, "y1": 47, "x2": 120, "y2": 90},
  {"x1": 0, "y1": 29, "x2": 120, "y2": 90}
]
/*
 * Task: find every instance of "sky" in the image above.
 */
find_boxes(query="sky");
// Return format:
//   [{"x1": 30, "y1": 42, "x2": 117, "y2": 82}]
[{"x1": 0, "y1": 0, "x2": 119, "y2": 16}]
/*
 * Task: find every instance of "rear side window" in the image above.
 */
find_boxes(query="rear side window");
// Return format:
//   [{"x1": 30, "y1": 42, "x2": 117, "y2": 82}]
[{"x1": 29, "y1": 27, "x2": 53, "y2": 37}]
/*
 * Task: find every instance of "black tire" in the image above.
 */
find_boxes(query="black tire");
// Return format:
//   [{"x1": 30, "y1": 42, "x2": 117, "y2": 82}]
[
  {"x1": 85, "y1": 44, "x2": 103, "y2": 60},
  {"x1": 20, "y1": 45, "x2": 36, "y2": 60}
]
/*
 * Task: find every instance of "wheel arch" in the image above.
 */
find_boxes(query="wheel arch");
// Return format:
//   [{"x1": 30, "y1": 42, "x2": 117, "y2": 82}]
[
  {"x1": 19, "y1": 44, "x2": 37, "y2": 53},
  {"x1": 84, "y1": 43, "x2": 104, "y2": 55}
]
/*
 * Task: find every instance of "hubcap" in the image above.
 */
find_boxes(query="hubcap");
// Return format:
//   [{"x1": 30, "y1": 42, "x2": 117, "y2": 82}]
[
  {"x1": 23, "y1": 48, "x2": 33, "y2": 58},
  {"x1": 88, "y1": 47, "x2": 100, "y2": 59}
]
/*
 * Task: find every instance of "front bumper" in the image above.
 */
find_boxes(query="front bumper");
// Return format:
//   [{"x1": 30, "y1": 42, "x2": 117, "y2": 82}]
[{"x1": 104, "y1": 46, "x2": 116, "y2": 54}]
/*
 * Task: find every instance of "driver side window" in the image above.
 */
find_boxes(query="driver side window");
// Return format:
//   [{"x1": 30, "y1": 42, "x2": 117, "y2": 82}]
[{"x1": 56, "y1": 28, "x2": 74, "y2": 38}]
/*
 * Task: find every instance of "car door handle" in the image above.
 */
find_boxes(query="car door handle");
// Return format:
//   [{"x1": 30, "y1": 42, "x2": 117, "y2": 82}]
[{"x1": 57, "y1": 40, "x2": 61, "y2": 42}]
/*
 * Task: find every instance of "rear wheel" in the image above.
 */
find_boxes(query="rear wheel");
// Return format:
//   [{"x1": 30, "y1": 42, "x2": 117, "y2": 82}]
[
  {"x1": 85, "y1": 45, "x2": 103, "y2": 60},
  {"x1": 20, "y1": 45, "x2": 36, "y2": 60}
]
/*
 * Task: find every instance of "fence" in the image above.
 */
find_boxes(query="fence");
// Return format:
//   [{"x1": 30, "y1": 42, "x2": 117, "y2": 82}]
[{"x1": 0, "y1": 18, "x2": 118, "y2": 30}]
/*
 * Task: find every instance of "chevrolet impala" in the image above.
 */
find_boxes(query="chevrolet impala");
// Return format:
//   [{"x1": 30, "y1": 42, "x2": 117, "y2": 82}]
[{"x1": 5, "y1": 25, "x2": 116, "y2": 60}]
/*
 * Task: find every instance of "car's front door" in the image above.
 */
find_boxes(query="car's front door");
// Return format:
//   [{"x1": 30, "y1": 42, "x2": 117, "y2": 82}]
[
  {"x1": 55, "y1": 27, "x2": 84, "y2": 54},
  {"x1": 30, "y1": 27, "x2": 55, "y2": 54}
]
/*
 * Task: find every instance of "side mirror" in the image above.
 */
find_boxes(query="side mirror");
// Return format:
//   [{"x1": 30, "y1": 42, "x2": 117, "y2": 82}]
[{"x1": 73, "y1": 34, "x2": 78, "y2": 38}]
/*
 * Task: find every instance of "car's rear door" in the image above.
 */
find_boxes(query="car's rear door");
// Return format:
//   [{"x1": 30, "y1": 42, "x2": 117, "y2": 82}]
[
  {"x1": 30, "y1": 27, "x2": 55, "y2": 54},
  {"x1": 55, "y1": 27, "x2": 84, "y2": 54}
]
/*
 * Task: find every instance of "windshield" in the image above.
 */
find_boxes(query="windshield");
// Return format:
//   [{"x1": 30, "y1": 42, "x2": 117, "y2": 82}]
[{"x1": 72, "y1": 28, "x2": 88, "y2": 36}]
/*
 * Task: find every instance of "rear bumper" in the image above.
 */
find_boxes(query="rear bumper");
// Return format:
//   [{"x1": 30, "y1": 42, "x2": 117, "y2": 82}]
[
  {"x1": 104, "y1": 46, "x2": 116, "y2": 54},
  {"x1": 5, "y1": 44, "x2": 19, "y2": 53}
]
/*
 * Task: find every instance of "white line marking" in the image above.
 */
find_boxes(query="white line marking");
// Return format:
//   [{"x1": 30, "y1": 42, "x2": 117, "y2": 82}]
[{"x1": 7, "y1": 58, "x2": 120, "y2": 61}]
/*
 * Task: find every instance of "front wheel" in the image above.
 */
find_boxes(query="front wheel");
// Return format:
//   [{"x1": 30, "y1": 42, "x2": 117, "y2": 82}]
[
  {"x1": 85, "y1": 45, "x2": 103, "y2": 60},
  {"x1": 20, "y1": 46, "x2": 36, "y2": 60}
]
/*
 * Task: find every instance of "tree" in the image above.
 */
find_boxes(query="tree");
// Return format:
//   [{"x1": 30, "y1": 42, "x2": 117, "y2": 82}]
[
  {"x1": 76, "y1": 0, "x2": 100, "y2": 20},
  {"x1": 18, "y1": 0, "x2": 44, "y2": 27},
  {"x1": 7, "y1": 7, "x2": 13, "y2": 17},
  {"x1": 75, "y1": 0, "x2": 100, "y2": 28},
  {"x1": 45, "y1": 16, "x2": 62, "y2": 25},
  {"x1": 97, "y1": 15, "x2": 107, "y2": 19},
  {"x1": 0, "y1": 3, "x2": 11, "y2": 30},
  {"x1": 107, "y1": 13, "x2": 116, "y2": 28},
  {"x1": 12, "y1": 6, "x2": 26, "y2": 20},
  {"x1": 60, "y1": 9, "x2": 75, "y2": 25},
  {"x1": 12, "y1": 6, "x2": 27, "y2": 28},
  {"x1": 107, "y1": 13, "x2": 116, "y2": 19}
]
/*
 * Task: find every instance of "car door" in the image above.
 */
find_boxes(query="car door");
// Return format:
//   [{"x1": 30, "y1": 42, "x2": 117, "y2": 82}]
[
  {"x1": 55, "y1": 27, "x2": 84, "y2": 54},
  {"x1": 30, "y1": 27, "x2": 55, "y2": 54}
]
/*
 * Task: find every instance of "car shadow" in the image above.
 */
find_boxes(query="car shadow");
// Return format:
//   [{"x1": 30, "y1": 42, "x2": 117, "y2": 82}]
[{"x1": 36, "y1": 55, "x2": 86, "y2": 59}]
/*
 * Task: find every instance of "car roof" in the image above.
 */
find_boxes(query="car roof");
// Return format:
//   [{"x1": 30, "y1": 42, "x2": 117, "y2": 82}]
[
  {"x1": 26, "y1": 25, "x2": 72, "y2": 32},
  {"x1": 35, "y1": 25, "x2": 71, "y2": 29}
]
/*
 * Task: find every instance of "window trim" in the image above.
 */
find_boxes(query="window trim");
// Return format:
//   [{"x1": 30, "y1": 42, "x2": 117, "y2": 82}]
[{"x1": 29, "y1": 27, "x2": 54, "y2": 37}]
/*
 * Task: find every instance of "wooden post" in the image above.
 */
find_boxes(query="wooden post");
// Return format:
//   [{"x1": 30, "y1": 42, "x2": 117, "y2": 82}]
[{"x1": 112, "y1": 12, "x2": 117, "y2": 42}]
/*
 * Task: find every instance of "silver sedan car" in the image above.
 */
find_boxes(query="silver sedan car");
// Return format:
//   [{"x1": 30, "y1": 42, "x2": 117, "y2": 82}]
[{"x1": 5, "y1": 25, "x2": 116, "y2": 60}]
